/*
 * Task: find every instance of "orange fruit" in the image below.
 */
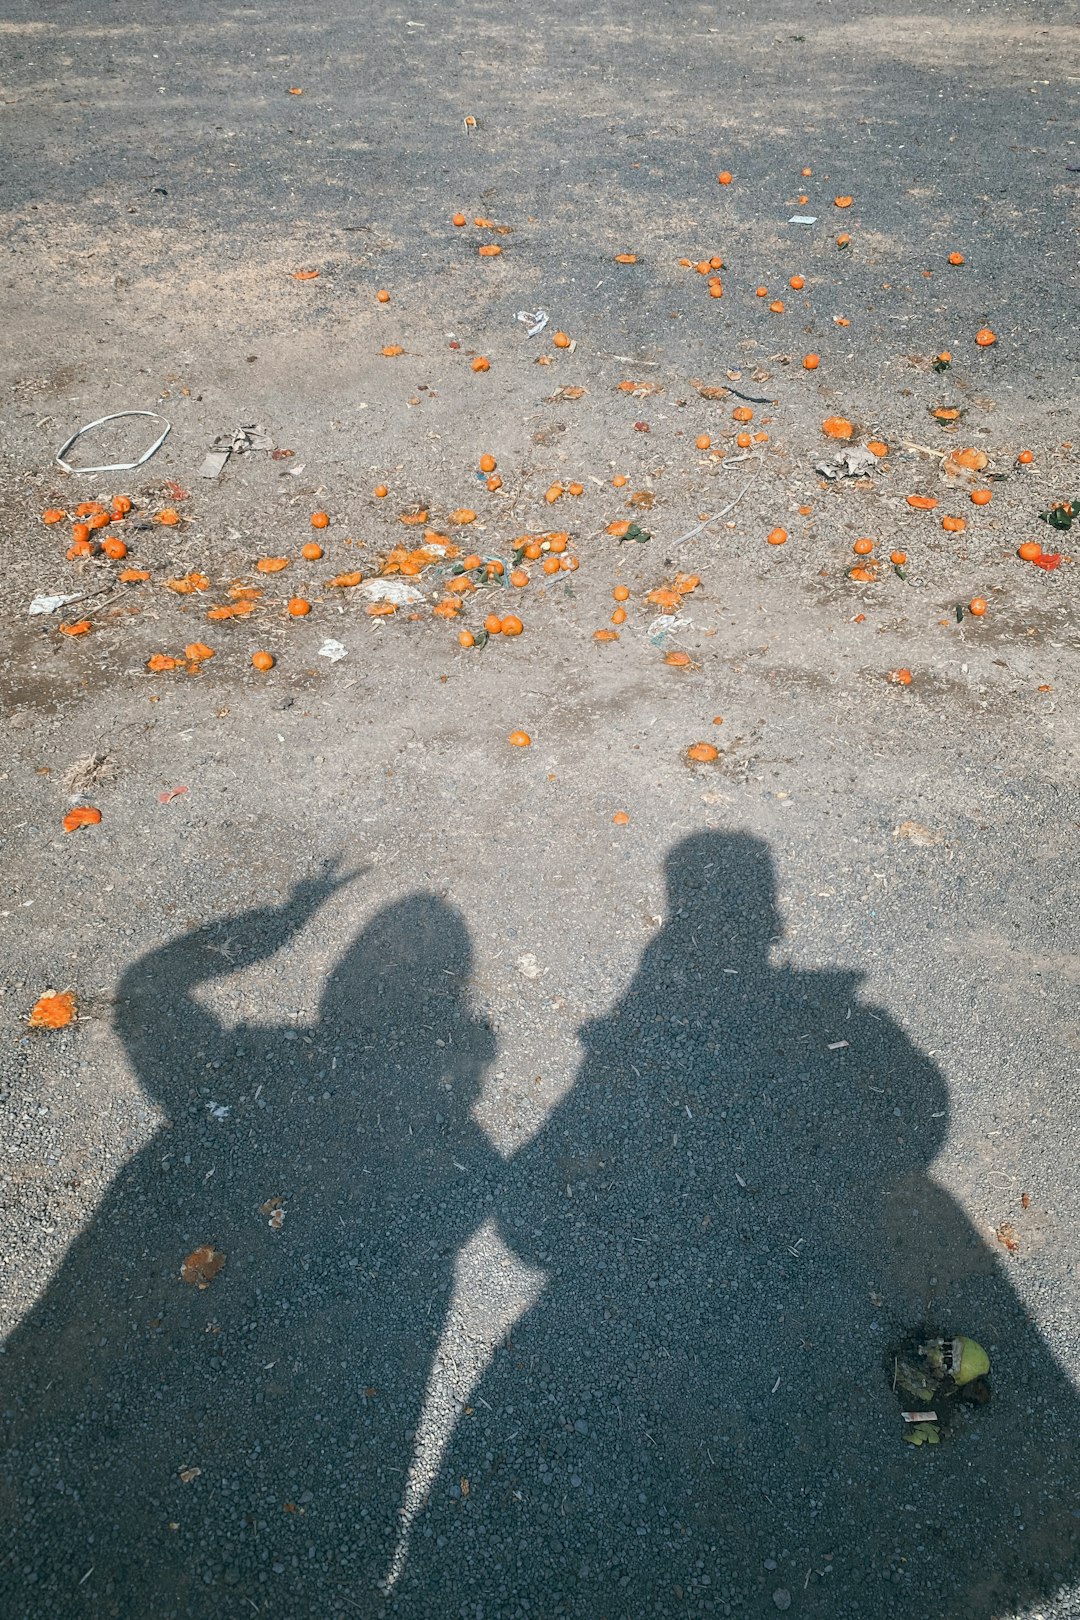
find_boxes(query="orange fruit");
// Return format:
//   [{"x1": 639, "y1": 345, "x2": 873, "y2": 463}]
[
  {"x1": 848, "y1": 566, "x2": 874, "y2": 583},
  {"x1": 542, "y1": 556, "x2": 561, "y2": 574},
  {"x1": 484, "y1": 613, "x2": 502, "y2": 635},
  {"x1": 755, "y1": 286, "x2": 768, "y2": 298},
  {"x1": 508, "y1": 730, "x2": 531, "y2": 747},
  {"x1": 471, "y1": 356, "x2": 490, "y2": 372},
  {"x1": 42, "y1": 508, "x2": 66, "y2": 524},
  {"x1": 852, "y1": 537, "x2": 874, "y2": 556},
  {"x1": 612, "y1": 474, "x2": 629, "y2": 487},
  {"x1": 567, "y1": 482, "x2": 584, "y2": 497},
  {"x1": 890, "y1": 550, "x2": 908, "y2": 566},
  {"x1": 452, "y1": 212, "x2": 467, "y2": 226},
  {"x1": 969, "y1": 597, "x2": 988, "y2": 617},
  {"x1": 970, "y1": 488, "x2": 992, "y2": 506},
  {"x1": 708, "y1": 280, "x2": 723, "y2": 298},
  {"x1": 184, "y1": 641, "x2": 214, "y2": 662},
  {"x1": 612, "y1": 811, "x2": 630, "y2": 825},
  {"x1": 836, "y1": 233, "x2": 851, "y2": 249},
  {"x1": 257, "y1": 557, "x2": 289, "y2": 573},
  {"x1": 156, "y1": 508, "x2": 180, "y2": 526},
  {"x1": 458, "y1": 630, "x2": 475, "y2": 648},
  {"x1": 695, "y1": 433, "x2": 712, "y2": 451},
  {"x1": 382, "y1": 344, "x2": 404, "y2": 357},
  {"x1": 736, "y1": 433, "x2": 752, "y2": 449},
  {"x1": 611, "y1": 607, "x2": 627, "y2": 624},
  {"x1": 593, "y1": 629, "x2": 620, "y2": 642},
  {"x1": 947, "y1": 252, "x2": 965, "y2": 266},
  {"x1": 28, "y1": 990, "x2": 77, "y2": 1029},
  {"x1": 287, "y1": 597, "x2": 311, "y2": 616},
  {"x1": 975, "y1": 327, "x2": 997, "y2": 347},
  {"x1": 547, "y1": 533, "x2": 568, "y2": 554},
  {"x1": 942, "y1": 515, "x2": 966, "y2": 533},
  {"x1": 866, "y1": 440, "x2": 888, "y2": 458},
  {"x1": 510, "y1": 568, "x2": 529, "y2": 587},
  {"x1": 906, "y1": 495, "x2": 938, "y2": 510},
  {"x1": 112, "y1": 495, "x2": 132, "y2": 515},
  {"x1": 486, "y1": 474, "x2": 503, "y2": 491},
  {"x1": 374, "y1": 484, "x2": 389, "y2": 498},
  {"x1": 889, "y1": 668, "x2": 913, "y2": 686},
  {"x1": 732, "y1": 406, "x2": 753, "y2": 422},
  {"x1": 615, "y1": 253, "x2": 638, "y2": 264},
  {"x1": 376, "y1": 290, "x2": 391, "y2": 304},
  {"x1": 451, "y1": 508, "x2": 477, "y2": 525},
  {"x1": 500, "y1": 614, "x2": 523, "y2": 636},
  {"x1": 709, "y1": 256, "x2": 724, "y2": 269},
  {"x1": 789, "y1": 275, "x2": 805, "y2": 290},
  {"x1": 552, "y1": 332, "x2": 571, "y2": 349},
  {"x1": 613, "y1": 585, "x2": 630, "y2": 602},
  {"x1": 251, "y1": 651, "x2": 274, "y2": 671},
  {"x1": 311, "y1": 511, "x2": 329, "y2": 528},
  {"x1": 717, "y1": 171, "x2": 732, "y2": 185},
  {"x1": 686, "y1": 742, "x2": 719, "y2": 764},
  {"x1": 802, "y1": 353, "x2": 820, "y2": 370},
  {"x1": 118, "y1": 567, "x2": 150, "y2": 583},
  {"x1": 479, "y1": 453, "x2": 497, "y2": 473},
  {"x1": 822, "y1": 416, "x2": 854, "y2": 440},
  {"x1": 477, "y1": 244, "x2": 501, "y2": 257},
  {"x1": 768, "y1": 299, "x2": 785, "y2": 314},
  {"x1": 62, "y1": 806, "x2": 102, "y2": 833},
  {"x1": 301, "y1": 541, "x2": 324, "y2": 560},
  {"x1": 696, "y1": 261, "x2": 711, "y2": 275},
  {"x1": 1017, "y1": 542, "x2": 1042, "y2": 561},
  {"x1": 67, "y1": 539, "x2": 94, "y2": 559},
  {"x1": 1017, "y1": 450, "x2": 1034, "y2": 465},
  {"x1": 767, "y1": 528, "x2": 788, "y2": 546},
  {"x1": 75, "y1": 502, "x2": 102, "y2": 517},
  {"x1": 59, "y1": 619, "x2": 92, "y2": 636},
  {"x1": 101, "y1": 536, "x2": 127, "y2": 560},
  {"x1": 834, "y1": 195, "x2": 853, "y2": 208}
]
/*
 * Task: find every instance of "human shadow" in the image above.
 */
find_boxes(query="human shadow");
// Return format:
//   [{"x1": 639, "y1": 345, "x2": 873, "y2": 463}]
[
  {"x1": 1, "y1": 868, "x2": 500, "y2": 1618},
  {"x1": 396, "y1": 832, "x2": 1080, "y2": 1620}
]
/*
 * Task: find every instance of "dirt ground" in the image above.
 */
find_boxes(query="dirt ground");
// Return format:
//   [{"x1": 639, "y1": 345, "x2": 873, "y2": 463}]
[{"x1": 1, "y1": 2, "x2": 1079, "y2": 1617}]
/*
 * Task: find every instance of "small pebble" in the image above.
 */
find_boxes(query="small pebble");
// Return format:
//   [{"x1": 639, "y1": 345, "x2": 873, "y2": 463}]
[{"x1": 773, "y1": 1590, "x2": 792, "y2": 1611}]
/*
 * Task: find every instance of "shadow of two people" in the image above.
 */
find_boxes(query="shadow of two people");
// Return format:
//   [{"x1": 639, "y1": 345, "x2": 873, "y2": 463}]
[{"x1": 2, "y1": 835, "x2": 1077, "y2": 1619}]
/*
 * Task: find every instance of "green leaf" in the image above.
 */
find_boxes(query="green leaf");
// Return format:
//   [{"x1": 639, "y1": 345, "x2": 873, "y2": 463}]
[
  {"x1": 1039, "y1": 499, "x2": 1080, "y2": 532},
  {"x1": 955, "y1": 604, "x2": 964, "y2": 622}
]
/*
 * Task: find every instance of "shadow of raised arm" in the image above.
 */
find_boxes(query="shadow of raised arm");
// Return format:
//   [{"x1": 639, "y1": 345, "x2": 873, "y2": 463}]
[{"x1": 112, "y1": 860, "x2": 361, "y2": 1105}]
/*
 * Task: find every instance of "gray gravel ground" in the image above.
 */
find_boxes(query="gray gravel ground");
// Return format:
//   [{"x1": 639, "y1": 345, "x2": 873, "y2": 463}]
[{"x1": 1, "y1": 1, "x2": 1079, "y2": 1617}]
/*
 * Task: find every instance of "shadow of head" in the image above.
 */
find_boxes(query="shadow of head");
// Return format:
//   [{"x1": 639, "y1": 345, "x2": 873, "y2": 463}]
[
  {"x1": 663, "y1": 830, "x2": 782, "y2": 960},
  {"x1": 319, "y1": 891, "x2": 495, "y2": 1123}
]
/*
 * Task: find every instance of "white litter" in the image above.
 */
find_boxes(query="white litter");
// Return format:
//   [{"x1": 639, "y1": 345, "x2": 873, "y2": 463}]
[
  {"x1": 29, "y1": 593, "x2": 78, "y2": 616},
  {"x1": 516, "y1": 952, "x2": 542, "y2": 980},
  {"x1": 788, "y1": 215, "x2": 817, "y2": 225},
  {"x1": 55, "y1": 410, "x2": 171, "y2": 474},
  {"x1": 360, "y1": 579, "x2": 425, "y2": 605},
  {"x1": 516, "y1": 309, "x2": 549, "y2": 337},
  {"x1": 318, "y1": 638, "x2": 349, "y2": 663}
]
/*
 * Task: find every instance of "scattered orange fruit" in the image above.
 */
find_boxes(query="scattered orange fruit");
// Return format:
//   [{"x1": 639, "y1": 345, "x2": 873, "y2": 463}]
[
  {"x1": 451, "y1": 508, "x2": 477, "y2": 525},
  {"x1": 382, "y1": 344, "x2": 404, "y2": 357},
  {"x1": 852, "y1": 537, "x2": 874, "y2": 556},
  {"x1": 736, "y1": 432, "x2": 752, "y2": 449},
  {"x1": 947, "y1": 252, "x2": 965, "y2": 266},
  {"x1": 593, "y1": 628, "x2": 620, "y2": 642},
  {"x1": 484, "y1": 613, "x2": 502, "y2": 635},
  {"x1": 329, "y1": 570, "x2": 363, "y2": 587},
  {"x1": 500, "y1": 614, "x2": 523, "y2": 637},
  {"x1": 970, "y1": 488, "x2": 992, "y2": 506},
  {"x1": 802, "y1": 353, "x2": 819, "y2": 370},
  {"x1": 664, "y1": 650, "x2": 693, "y2": 668},
  {"x1": 614, "y1": 253, "x2": 637, "y2": 264},
  {"x1": 508, "y1": 730, "x2": 531, "y2": 747},
  {"x1": 969, "y1": 597, "x2": 988, "y2": 617},
  {"x1": 479, "y1": 453, "x2": 497, "y2": 473},
  {"x1": 471, "y1": 356, "x2": 490, "y2": 372},
  {"x1": 789, "y1": 275, "x2": 805, "y2": 290},
  {"x1": 836, "y1": 233, "x2": 851, "y2": 249},
  {"x1": 695, "y1": 433, "x2": 712, "y2": 451},
  {"x1": 552, "y1": 332, "x2": 572, "y2": 349},
  {"x1": 611, "y1": 607, "x2": 627, "y2": 624},
  {"x1": 686, "y1": 742, "x2": 719, "y2": 764},
  {"x1": 906, "y1": 495, "x2": 938, "y2": 510},
  {"x1": 950, "y1": 447, "x2": 988, "y2": 472},
  {"x1": 755, "y1": 286, "x2": 768, "y2": 298},
  {"x1": 287, "y1": 597, "x2": 311, "y2": 617},
  {"x1": 717, "y1": 171, "x2": 732, "y2": 185},
  {"x1": 478, "y1": 244, "x2": 501, "y2": 257},
  {"x1": 975, "y1": 327, "x2": 997, "y2": 347},
  {"x1": 767, "y1": 528, "x2": 788, "y2": 547},
  {"x1": 376, "y1": 289, "x2": 390, "y2": 303},
  {"x1": 458, "y1": 630, "x2": 475, "y2": 648},
  {"x1": 101, "y1": 536, "x2": 127, "y2": 560},
  {"x1": 768, "y1": 299, "x2": 785, "y2": 314},
  {"x1": 301, "y1": 541, "x2": 324, "y2": 561},
  {"x1": 890, "y1": 550, "x2": 908, "y2": 566},
  {"x1": 42, "y1": 508, "x2": 66, "y2": 524},
  {"x1": 1017, "y1": 542, "x2": 1042, "y2": 562},
  {"x1": 452, "y1": 212, "x2": 467, "y2": 227},
  {"x1": 612, "y1": 474, "x2": 628, "y2": 487},
  {"x1": 251, "y1": 651, "x2": 274, "y2": 671},
  {"x1": 1017, "y1": 449, "x2": 1034, "y2": 465},
  {"x1": 822, "y1": 416, "x2": 854, "y2": 440},
  {"x1": 612, "y1": 811, "x2": 630, "y2": 825},
  {"x1": 889, "y1": 668, "x2": 913, "y2": 686},
  {"x1": 257, "y1": 557, "x2": 290, "y2": 573},
  {"x1": 834, "y1": 195, "x2": 853, "y2": 208},
  {"x1": 118, "y1": 567, "x2": 150, "y2": 583},
  {"x1": 147, "y1": 653, "x2": 179, "y2": 671},
  {"x1": 62, "y1": 806, "x2": 102, "y2": 834},
  {"x1": 848, "y1": 566, "x2": 875, "y2": 583},
  {"x1": 310, "y1": 511, "x2": 330, "y2": 529},
  {"x1": 866, "y1": 440, "x2": 889, "y2": 457},
  {"x1": 59, "y1": 619, "x2": 92, "y2": 636},
  {"x1": 156, "y1": 508, "x2": 180, "y2": 525},
  {"x1": 733, "y1": 406, "x2": 753, "y2": 423},
  {"x1": 942, "y1": 515, "x2": 966, "y2": 533}
]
